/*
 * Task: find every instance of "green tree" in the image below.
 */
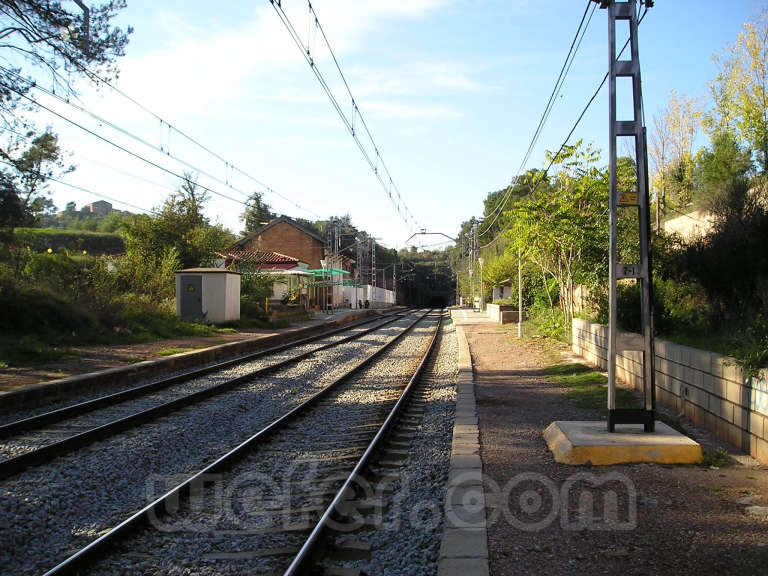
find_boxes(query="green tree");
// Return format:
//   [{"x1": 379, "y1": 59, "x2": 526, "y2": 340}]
[
  {"x1": 240, "y1": 191, "x2": 274, "y2": 234},
  {"x1": 0, "y1": 130, "x2": 71, "y2": 241},
  {"x1": 507, "y1": 141, "x2": 608, "y2": 329},
  {"x1": 707, "y1": 9, "x2": 768, "y2": 172},
  {"x1": 694, "y1": 130, "x2": 753, "y2": 208},
  {"x1": 0, "y1": 1, "x2": 131, "y2": 134},
  {"x1": 121, "y1": 174, "x2": 234, "y2": 272}
]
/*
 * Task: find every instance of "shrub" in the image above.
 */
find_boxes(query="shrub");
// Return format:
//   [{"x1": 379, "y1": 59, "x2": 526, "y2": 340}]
[{"x1": 23, "y1": 251, "x2": 87, "y2": 300}]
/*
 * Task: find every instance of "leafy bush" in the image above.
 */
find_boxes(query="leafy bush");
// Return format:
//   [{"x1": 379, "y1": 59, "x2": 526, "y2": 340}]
[
  {"x1": 0, "y1": 265, "x2": 100, "y2": 342},
  {"x1": 113, "y1": 246, "x2": 180, "y2": 302},
  {"x1": 23, "y1": 251, "x2": 87, "y2": 300},
  {"x1": 615, "y1": 278, "x2": 710, "y2": 337}
]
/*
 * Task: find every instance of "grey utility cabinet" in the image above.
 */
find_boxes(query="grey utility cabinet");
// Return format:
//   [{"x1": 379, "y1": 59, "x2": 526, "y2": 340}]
[{"x1": 175, "y1": 268, "x2": 240, "y2": 324}]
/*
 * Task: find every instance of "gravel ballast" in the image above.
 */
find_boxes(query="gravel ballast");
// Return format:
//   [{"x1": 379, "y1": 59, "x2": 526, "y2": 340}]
[
  {"x1": 0, "y1": 312, "x2": 425, "y2": 576},
  {"x1": 79, "y1": 315, "x2": 440, "y2": 576}
]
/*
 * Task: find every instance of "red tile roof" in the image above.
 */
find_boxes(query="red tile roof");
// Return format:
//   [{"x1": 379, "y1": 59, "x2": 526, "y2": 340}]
[{"x1": 218, "y1": 250, "x2": 305, "y2": 270}]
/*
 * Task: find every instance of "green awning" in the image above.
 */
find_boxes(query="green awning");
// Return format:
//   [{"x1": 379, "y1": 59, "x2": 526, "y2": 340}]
[{"x1": 305, "y1": 268, "x2": 351, "y2": 277}]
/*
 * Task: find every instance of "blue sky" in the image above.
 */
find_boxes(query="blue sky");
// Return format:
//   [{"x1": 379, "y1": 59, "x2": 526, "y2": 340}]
[{"x1": 28, "y1": 0, "x2": 766, "y2": 249}]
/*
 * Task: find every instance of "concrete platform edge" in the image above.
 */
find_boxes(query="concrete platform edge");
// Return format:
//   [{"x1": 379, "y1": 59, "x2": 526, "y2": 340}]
[{"x1": 438, "y1": 311, "x2": 489, "y2": 576}]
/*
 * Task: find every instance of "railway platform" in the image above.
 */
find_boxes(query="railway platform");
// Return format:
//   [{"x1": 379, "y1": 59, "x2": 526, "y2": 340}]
[{"x1": 447, "y1": 306, "x2": 768, "y2": 576}]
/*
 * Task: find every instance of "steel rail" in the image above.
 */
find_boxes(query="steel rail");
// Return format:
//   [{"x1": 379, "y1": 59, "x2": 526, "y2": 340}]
[
  {"x1": 0, "y1": 310, "x2": 413, "y2": 480},
  {"x1": 284, "y1": 311, "x2": 444, "y2": 575},
  {"x1": 41, "y1": 309, "x2": 435, "y2": 576},
  {"x1": 0, "y1": 310, "x2": 405, "y2": 438}
]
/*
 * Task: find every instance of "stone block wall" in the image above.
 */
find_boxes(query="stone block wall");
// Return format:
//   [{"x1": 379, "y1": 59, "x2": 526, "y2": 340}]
[{"x1": 572, "y1": 318, "x2": 768, "y2": 463}]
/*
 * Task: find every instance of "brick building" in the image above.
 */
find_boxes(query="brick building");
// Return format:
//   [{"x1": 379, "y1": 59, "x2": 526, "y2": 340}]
[
  {"x1": 230, "y1": 216, "x2": 327, "y2": 269},
  {"x1": 83, "y1": 200, "x2": 112, "y2": 216}
]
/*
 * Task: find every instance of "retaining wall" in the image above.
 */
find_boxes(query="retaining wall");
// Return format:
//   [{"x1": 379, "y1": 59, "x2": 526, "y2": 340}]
[{"x1": 571, "y1": 318, "x2": 768, "y2": 463}]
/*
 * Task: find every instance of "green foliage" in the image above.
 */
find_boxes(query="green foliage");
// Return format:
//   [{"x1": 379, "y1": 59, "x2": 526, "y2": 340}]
[
  {"x1": 240, "y1": 191, "x2": 274, "y2": 234},
  {"x1": 0, "y1": 130, "x2": 68, "y2": 231},
  {"x1": 120, "y1": 174, "x2": 234, "y2": 269},
  {"x1": 731, "y1": 316, "x2": 768, "y2": 380},
  {"x1": 707, "y1": 9, "x2": 768, "y2": 171},
  {"x1": 113, "y1": 245, "x2": 180, "y2": 302},
  {"x1": 0, "y1": 1, "x2": 131, "y2": 131},
  {"x1": 701, "y1": 447, "x2": 731, "y2": 468},
  {"x1": 0, "y1": 262, "x2": 98, "y2": 339},
  {"x1": 11, "y1": 227, "x2": 124, "y2": 254},
  {"x1": 508, "y1": 140, "x2": 608, "y2": 329},
  {"x1": 39, "y1": 205, "x2": 134, "y2": 232},
  {"x1": 679, "y1": 178, "x2": 768, "y2": 322},
  {"x1": 694, "y1": 130, "x2": 753, "y2": 208}
]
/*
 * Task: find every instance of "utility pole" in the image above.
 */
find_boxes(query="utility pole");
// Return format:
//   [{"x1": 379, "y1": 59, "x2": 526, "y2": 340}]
[
  {"x1": 478, "y1": 257, "x2": 485, "y2": 311},
  {"x1": 356, "y1": 238, "x2": 362, "y2": 308},
  {"x1": 595, "y1": 0, "x2": 655, "y2": 432},
  {"x1": 371, "y1": 237, "x2": 376, "y2": 289},
  {"x1": 518, "y1": 244, "x2": 523, "y2": 339}
]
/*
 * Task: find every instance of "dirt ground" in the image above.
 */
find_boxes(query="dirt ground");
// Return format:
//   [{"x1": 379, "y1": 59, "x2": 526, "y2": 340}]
[
  {"x1": 0, "y1": 327, "x2": 291, "y2": 391},
  {"x1": 464, "y1": 323, "x2": 768, "y2": 576}
]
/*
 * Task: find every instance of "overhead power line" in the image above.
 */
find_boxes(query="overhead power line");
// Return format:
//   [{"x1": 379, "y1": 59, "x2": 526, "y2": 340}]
[
  {"x1": 6, "y1": 83, "x2": 251, "y2": 208},
  {"x1": 479, "y1": 2, "x2": 649, "y2": 250},
  {"x1": 478, "y1": 0, "x2": 596, "y2": 239},
  {"x1": 270, "y1": 0, "x2": 420, "y2": 232},
  {"x1": 0, "y1": 159, "x2": 156, "y2": 214},
  {"x1": 74, "y1": 65, "x2": 321, "y2": 219},
  {"x1": 0, "y1": 64, "x2": 323, "y2": 220}
]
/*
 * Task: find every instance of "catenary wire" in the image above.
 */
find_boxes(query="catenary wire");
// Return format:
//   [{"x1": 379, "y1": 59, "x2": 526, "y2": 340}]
[
  {"x1": 477, "y1": 0, "x2": 596, "y2": 239},
  {"x1": 0, "y1": 158, "x2": 156, "y2": 214},
  {"x1": 270, "y1": 0, "x2": 419, "y2": 232},
  {"x1": 5, "y1": 82, "x2": 254, "y2": 208},
  {"x1": 479, "y1": 6, "x2": 649, "y2": 250}
]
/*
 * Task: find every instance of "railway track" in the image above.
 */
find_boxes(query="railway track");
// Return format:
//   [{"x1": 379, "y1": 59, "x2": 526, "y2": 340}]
[
  {"x1": 39, "y1": 310, "x2": 444, "y2": 576},
  {"x1": 0, "y1": 310, "x2": 411, "y2": 480}
]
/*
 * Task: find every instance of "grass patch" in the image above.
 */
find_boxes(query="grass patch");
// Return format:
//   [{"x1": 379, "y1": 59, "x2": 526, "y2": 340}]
[
  {"x1": 543, "y1": 362, "x2": 638, "y2": 411},
  {"x1": 156, "y1": 346, "x2": 207, "y2": 357},
  {"x1": 701, "y1": 447, "x2": 731, "y2": 468}
]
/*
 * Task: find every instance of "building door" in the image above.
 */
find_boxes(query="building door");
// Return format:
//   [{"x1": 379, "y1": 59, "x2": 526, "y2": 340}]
[{"x1": 180, "y1": 275, "x2": 203, "y2": 321}]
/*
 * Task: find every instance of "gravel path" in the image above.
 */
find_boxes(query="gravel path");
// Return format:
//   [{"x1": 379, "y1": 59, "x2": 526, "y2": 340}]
[
  {"x1": 0, "y1": 312, "x2": 423, "y2": 576},
  {"x1": 463, "y1": 324, "x2": 768, "y2": 576},
  {"x1": 80, "y1": 315, "x2": 440, "y2": 576}
]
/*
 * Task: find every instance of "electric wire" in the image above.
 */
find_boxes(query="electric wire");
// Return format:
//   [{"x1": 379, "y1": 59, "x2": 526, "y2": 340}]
[
  {"x1": 478, "y1": 0, "x2": 595, "y2": 239},
  {"x1": 0, "y1": 158, "x2": 156, "y2": 214},
  {"x1": 5, "y1": 81, "x2": 252, "y2": 208},
  {"x1": 479, "y1": 5, "x2": 649, "y2": 250},
  {"x1": 270, "y1": 0, "x2": 419, "y2": 232},
  {"x1": 0, "y1": 64, "x2": 308, "y2": 215},
  {"x1": 72, "y1": 65, "x2": 321, "y2": 219}
]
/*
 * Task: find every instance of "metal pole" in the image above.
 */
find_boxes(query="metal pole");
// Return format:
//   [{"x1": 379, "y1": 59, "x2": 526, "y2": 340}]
[
  {"x1": 598, "y1": 0, "x2": 655, "y2": 432},
  {"x1": 479, "y1": 257, "x2": 485, "y2": 311},
  {"x1": 518, "y1": 244, "x2": 523, "y2": 339}
]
